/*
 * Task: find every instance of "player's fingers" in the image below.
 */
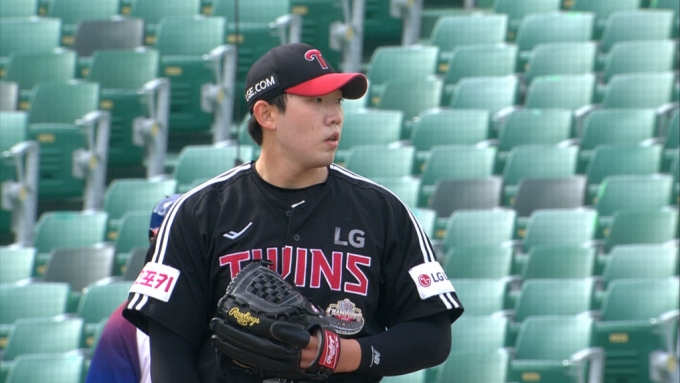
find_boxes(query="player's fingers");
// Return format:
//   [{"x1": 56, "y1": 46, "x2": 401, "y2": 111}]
[
  {"x1": 300, "y1": 331, "x2": 321, "y2": 369},
  {"x1": 270, "y1": 322, "x2": 310, "y2": 347}
]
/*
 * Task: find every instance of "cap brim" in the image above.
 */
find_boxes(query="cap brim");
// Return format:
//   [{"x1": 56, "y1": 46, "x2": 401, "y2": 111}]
[{"x1": 286, "y1": 73, "x2": 367, "y2": 100}]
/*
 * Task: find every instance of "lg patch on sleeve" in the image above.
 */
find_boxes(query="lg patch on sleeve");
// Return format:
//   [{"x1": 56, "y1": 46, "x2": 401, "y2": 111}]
[{"x1": 408, "y1": 262, "x2": 455, "y2": 300}]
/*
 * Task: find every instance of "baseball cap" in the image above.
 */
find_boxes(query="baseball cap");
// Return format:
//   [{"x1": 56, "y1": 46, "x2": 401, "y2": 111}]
[
  {"x1": 149, "y1": 194, "x2": 182, "y2": 240},
  {"x1": 244, "y1": 43, "x2": 367, "y2": 113}
]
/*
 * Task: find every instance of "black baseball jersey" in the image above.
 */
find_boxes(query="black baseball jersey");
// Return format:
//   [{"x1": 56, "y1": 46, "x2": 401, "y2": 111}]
[{"x1": 124, "y1": 162, "x2": 463, "y2": 382}]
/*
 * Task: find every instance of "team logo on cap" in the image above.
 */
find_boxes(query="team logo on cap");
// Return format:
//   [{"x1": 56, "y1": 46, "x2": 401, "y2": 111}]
[
  {"x1": 325, "y1": 298, "x2": 364, "y2": 335},
  {"x1": 305, "y1": 49, "x2": 328, "y2": 70}
]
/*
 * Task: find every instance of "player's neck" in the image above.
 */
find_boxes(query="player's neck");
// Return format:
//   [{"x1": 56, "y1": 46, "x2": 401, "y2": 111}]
[{"x1": 254, "y1": 155, "x2": 329, "y2": 189}]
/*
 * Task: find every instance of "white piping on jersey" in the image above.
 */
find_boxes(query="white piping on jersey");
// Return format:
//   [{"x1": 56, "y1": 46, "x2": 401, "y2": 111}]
[
  {"x1": 291, "y1": 200, "x2": 305, "y2": 208},
  {"x1": 330, "y1": 164, "x2": 460, "y2": 310},
  {"x1": 127, "y1": 162, "x2": 253, "y2": 312}
]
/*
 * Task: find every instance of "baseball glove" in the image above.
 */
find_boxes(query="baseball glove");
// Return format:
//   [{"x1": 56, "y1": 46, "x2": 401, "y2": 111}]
[{"x1": 210, "y1": 260, "x2": 341, "y2": 381}]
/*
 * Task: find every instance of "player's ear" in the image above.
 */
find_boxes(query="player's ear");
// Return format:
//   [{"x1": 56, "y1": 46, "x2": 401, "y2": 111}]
[{"x1": 253, "y1": 100, "x2": 276, "y2": 131}]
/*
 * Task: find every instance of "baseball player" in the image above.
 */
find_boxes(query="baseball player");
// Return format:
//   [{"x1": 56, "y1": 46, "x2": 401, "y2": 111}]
[
  {"x1": 123, "y1": 42, "x2": 463, "y2": 383},
  {"x1": 86, "y1": 194, "x2": 181, "y2": 383}
]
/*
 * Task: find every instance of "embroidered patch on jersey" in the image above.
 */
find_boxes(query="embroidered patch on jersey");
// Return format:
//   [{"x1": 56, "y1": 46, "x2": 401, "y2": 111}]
[
  {"x1": 129, "y1": 263, "x2": 180, "y2": 303},
  {"x1": 325, "y1": 298, "x2": 365, "y2": 335},
  {"x1": 408, "y1": 262, "x2": 455, "y2": 300}
]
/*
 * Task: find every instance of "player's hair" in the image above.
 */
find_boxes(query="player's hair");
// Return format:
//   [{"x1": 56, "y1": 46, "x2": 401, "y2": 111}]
[{"x1": 247, "y1": 93, "x2": 288, "y2": 146}]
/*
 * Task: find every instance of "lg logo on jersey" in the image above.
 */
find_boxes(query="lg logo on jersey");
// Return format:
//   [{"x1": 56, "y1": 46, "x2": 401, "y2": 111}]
[
  {"x1": 417, "y1": 272, "x2": 449, "y2": 288},
  {"x1": 333, "y1": 227, "x2": 365, "y2": 248}
]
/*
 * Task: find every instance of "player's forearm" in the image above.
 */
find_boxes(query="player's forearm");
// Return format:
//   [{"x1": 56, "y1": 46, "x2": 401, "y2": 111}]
[{"x1": 354, "y1": 311, "x2": 451, "y2": 376}]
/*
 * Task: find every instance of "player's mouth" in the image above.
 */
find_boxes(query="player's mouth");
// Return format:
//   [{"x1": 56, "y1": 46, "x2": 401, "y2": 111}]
[{"x1": 326, "y1": 132, "x2": 339, "y2": 147}]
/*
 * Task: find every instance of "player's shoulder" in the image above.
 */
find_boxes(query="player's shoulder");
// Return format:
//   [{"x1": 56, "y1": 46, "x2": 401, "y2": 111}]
[
  {"x1": 328, "y1": 164, "x2": 404, "y2": 203},
  {"x1": 174, "y1": 162, "x2": 255, "y2": 206}
]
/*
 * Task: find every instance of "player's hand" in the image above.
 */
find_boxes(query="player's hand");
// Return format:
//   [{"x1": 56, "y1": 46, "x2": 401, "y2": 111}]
[{"x1": 301, "y1": 331, "x2": 321, "y2": 369}]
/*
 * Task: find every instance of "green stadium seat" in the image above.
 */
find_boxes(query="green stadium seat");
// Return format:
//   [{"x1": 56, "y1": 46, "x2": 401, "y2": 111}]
[
  {"x1": 435, "y1": 350, "x2": 510, "y2": 383},
  {"x1": 445, "y1": 245, "x2": 514, "y2": 279},
  {"x1": 130, "y1": 0, "x2": 201, "y2": 44},
  {"x1": 335, "y1": 109, "x2": 403, "y2": 165},
  {"x1": 651, "y1": 0, "x2": 680, "y2": 37},
  {"x1": 47, "y1": 0, "x2": 119, "y2": 46},
  {"x1": 597, "y1": 245, "x2": 678, "y2": 303},
  {"x1": 2, "y1": 317, "x2": 84, "y2": 364},
  {"x1": 173, "y1": 144, "x2": 253, "y2": 193},
  {"x1": 0, "y1": 111, "x2": 28, "y2": 235},
  {"x1": 602, "y1": 40, "x2": 676, "y2": 83},
  {"x1": 523, "y1": 42, "x2": 597, "y2": 86},
  {"x1": 521, "y1": 245, "x2": 596, "y2": 280},
  {"x1": 493, "y1": 0, "x2": 562, "y2": 41},
  {"x1": 76, "y1": 281, "x2": 133, "y2": 347},
  {"x1": 102, "y1": 178, "x2": 177, "y2": 241},
  {"x1": 508, "y1": 279, "x2": 595, "y2": 345},
  {"x1": 43, "y1": 246, "x2": 115, "y2": 293},
  {"x1": 577, "y1": 109, "x2": 657, "y2": 172},
  {"x1": 154, "y1": 16, "x2": 226, "y2": 134},
  {"x1": 85, "y1": 48, "x2": 160, "y2": 168},
  {"x1": 571, "y1": 0, "x2": 642, "y2": 38},
  {"x1": 32, "y1": 211, "x2": 108, "y2": 276},
  {"x1": 509, "y1": 316, "x2": 601, "y2": 383},
  {"x1": 5, "y1": 353, "x2": 84, "y2": 383},
  {"x1": 27, "y1": 81, "x2": 99, "y2": 200},
  {"x1": 0, "y1": 282, "x2": 70, "y2": 350},
  {"x1": 0, "y1": 18, "x2": 61, "y2": 71},
  {"x1": 343, "y1": 146, "x2": 415, "y2": 180},
  {"x1": 409, "y1": 109, "x2": 490, "y2": 174},
  {"x1": 370, "y1": 78, "x2": 443, "y2": 139},
  {"x1": 368, "y1": 45, "x2": 439, "y2": 95},
  {"x1": 373, "y1": 177, "x2": 421, "y2": 210},
  {"x1": 419, "y1": 145, "x2": 497, "y2": 208},
  {"x1": 449, "y1": 76, "x2": 518, "y2": 122},
  {"x1": 600, "y1": 10, "x2": 674, "y2": 54},
  {"x1": 521, "y1": 209, "x2": 597, "y2": 252},
  {"x1": 0, "y1": 0, "x2": 37, "y2": 18},
  {"x1": 593, "y1": 175, "x2": 673, "y2": 238},
  {"x1": 450, "y1": 278, "x2": 509, "y2": 316},
  {"x1": 601, "y1": 209, "x2": 678, "y2": 253},
  {"x1": 442, "y1": 209, "x2": 516, "y2": 253},
  {"x1": 429, "y1": 178, "x2": 502, "y2": 237},
  {"x1": 0, "y1": 247, "x2": 35, "y2": 283},
  {"x1": 427, "y1": 14, "x2": 508, "y2": 74},
  {"x1": 3, "y1": 50, "x2": 76, "y2": 110},
  {"x1": 113, "y1": 211, "x2": 152, "y2": 275},
  {"x1": 585, "y1": 144, "x2": 662, "y2": 204},
  {"x1": 514, "y1": 12, "x2": 594, "y2": 72},
  {"x1": 495, "y1": 109, "x2": 573, "y2": 173},
  {"x1": 595, "y1": 278, "x2": 679, "y2": 383},
  {"x1": 442, "y1": 44, "x2": 517, "y2": 103},
  {"x1": 524, "y1": 74, "x2": 595, "y2": 111},
  {"x1": 501, "y1": 145, "x2": 579, "y2": 205},
  {"x1": 600, "y1": 72, "x2": 675, "y2": 109},
  {"x1": 450, "y1": 315, "x2": 509, "y2": 353},
  {"x1": 72, "y1": 18, "x2": 145, "y2": 76}
]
